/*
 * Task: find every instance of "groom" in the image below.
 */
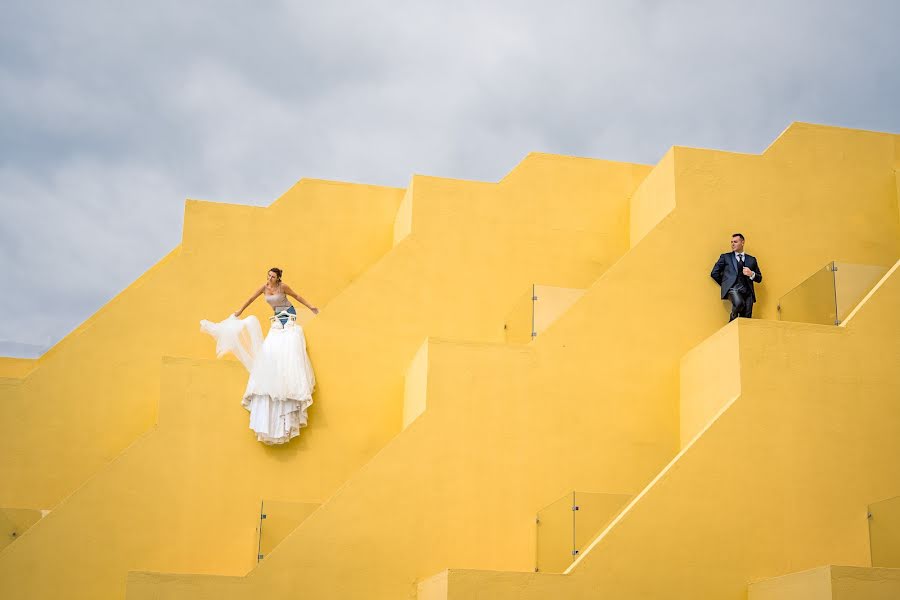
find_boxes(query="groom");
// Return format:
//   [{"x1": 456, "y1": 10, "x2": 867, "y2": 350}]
[{"x1": 710, "y1": 233, "x2": 763, "y2": 321}]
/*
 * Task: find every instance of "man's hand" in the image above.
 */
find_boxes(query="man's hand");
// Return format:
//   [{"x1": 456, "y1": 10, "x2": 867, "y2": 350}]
[{"x1": 742, "y1": 267, "x2": 753, "y2": 277}]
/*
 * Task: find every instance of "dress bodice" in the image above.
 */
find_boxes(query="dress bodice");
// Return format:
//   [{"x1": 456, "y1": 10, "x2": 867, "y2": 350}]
[{"x1": 265, "y1": 286, "x2": 291, "y2": 309}]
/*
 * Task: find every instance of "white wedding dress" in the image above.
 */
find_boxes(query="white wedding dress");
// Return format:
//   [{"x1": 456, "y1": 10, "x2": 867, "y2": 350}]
[{"x1": 200, "y1": 312, "x2": 316, "y2": 444}]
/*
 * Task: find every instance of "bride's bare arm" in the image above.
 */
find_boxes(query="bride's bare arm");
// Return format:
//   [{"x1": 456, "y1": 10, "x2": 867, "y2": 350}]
[
  {"x1": 283, "y1": 284, "x2": 319, "y2": 314},
  {"x1": 234, "y1": 286, "x2": 265, "y2": 317}
]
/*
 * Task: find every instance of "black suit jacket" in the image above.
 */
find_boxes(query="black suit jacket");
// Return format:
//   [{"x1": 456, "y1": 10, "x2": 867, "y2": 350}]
[{"x1": 711, "y1": 252, "x2": 763, "y2": 302}]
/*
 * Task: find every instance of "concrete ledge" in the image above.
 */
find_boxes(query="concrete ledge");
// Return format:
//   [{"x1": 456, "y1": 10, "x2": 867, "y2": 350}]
[
  {"x1": 749, "y1": 565, "x2": 900, "y2": 600},
  {"x1": 127, "y1": 571, "x2": 246, "y2": 600}
]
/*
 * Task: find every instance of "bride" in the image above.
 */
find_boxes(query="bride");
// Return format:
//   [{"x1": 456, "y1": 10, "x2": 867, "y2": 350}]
[{"x1": 201, "y1": 268, "x2": 319, "y2": 445}]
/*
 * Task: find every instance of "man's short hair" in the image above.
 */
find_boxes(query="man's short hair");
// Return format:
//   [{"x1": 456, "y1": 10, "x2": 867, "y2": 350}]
[{"x1": 732, "y1": 233, "x2": 745, "y2": 241}]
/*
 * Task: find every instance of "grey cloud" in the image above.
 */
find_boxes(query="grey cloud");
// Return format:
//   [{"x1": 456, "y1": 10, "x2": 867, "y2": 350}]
[{"x1": 1, "y1": 0, "x2": 898, "y2": 354}]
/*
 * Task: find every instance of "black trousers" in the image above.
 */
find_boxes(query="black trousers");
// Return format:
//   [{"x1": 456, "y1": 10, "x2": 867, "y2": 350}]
[{"x1": 727, "y1": 287, "x2": 753, "y2": 321}]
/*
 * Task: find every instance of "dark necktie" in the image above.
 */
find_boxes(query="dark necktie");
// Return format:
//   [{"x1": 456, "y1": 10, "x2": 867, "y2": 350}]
[{"x1": 737, "y1": 254, "x2": 744, "y2": 271}]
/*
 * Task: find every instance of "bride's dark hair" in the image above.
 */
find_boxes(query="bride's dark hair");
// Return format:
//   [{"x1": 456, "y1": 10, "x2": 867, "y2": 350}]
[{"x1": 268, "y1": 267, "x2": 283, "y2": 282}]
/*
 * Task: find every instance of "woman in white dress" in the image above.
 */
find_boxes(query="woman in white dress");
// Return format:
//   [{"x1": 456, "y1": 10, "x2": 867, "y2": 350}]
[{"x1": 201, "y1": 268, "x2": 319, "y2": 445}]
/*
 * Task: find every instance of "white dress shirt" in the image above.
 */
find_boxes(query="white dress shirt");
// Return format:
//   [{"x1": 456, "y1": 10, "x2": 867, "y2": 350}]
[{"x1": 735, "y1": 252, "x2": 756, "y2": 279}]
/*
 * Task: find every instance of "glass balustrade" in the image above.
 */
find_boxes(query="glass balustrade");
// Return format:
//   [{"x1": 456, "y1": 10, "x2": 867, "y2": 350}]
[
  {"x1": 535, "y1": 491, "x2": 631, "y2": 573},
  {"x1": 505, "y1": 284, "x2": 586, "y2": 344},
  {"x1": 868, "y1": 495, "x2": 900, "y2": 568},
  {"x1": 257, "y1": 500, "x2": 319, "y2": 561},
  {"x1": 535, "y1": 492, "x2": 575, "y2": 573},
  {"x1": 777, "y1": 262, "x2": 888, "y2": 325},
  {"x1": 1, "y1": 508, "x2": 44, "y2": 552}
]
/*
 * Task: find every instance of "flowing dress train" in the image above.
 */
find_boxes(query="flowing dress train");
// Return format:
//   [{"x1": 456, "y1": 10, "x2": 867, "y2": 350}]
[{"x1": 200, "y1": 314, "x2": 315, "y2": 444}]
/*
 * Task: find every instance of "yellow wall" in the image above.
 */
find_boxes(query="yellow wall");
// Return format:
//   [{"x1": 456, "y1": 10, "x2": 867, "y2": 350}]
[
  {"x1": 629, "y1": 147, "x2": 676, "y2": 248},
  {"x1": 534, "y1": 286, "x2": 586, "y2": 335},
  {"x1": 536, "y1": 492, "x2": 578, "y2": 573},
  {"x1": 833, "y1": 262, "x2": 889, "y2": 322},
  {"x1": 2, "y1": 123, "x2": 899, "y2": 600},
  {"x1": 777, "y1": 262, "x2": 889, "y2": 326},
  {"x1": 0, "y1": 358, "x2": 36, "y2": 378},
  {"x1": 679, "y1": 321, "x2": 741, "y2": 447},
  {"x1": 503, "y1": 286, "x2": 535, "y2": 344},
  {"x1": 0, "y1": 508, "x2": 43, "y2": 552},
  {"x1": 868, "y1": 495, "x2": 900, "y2": 568},
  {"x1": 0, "y1": 180, "x2": 405, "y2": 510},
  {"x1": 749, "y1": 566, "x2": 834, "y2": 600},
  {"x1": 533, "y1": 491, "x2": 630, "y2": 573},
  {"x1": 403, "y1": 339, "x2": 429, "y2": 428},
  {"x1": 258, "y1": 500, "x2": 320, "y2": 559},
  {"x1": 393, "y1": 184, "x2": 414, "y2": 245},
  {"x1": 829, "y1": 566, "x2": 900, "y2": 599},
  {"x1": 121, "y1": 124, "x2": 899, "y2": 600},
  {"x1": 777, "y1": 263, "x2": 839, "y2": 325},
  {"x1": 749, "y1": 566, "x2": 900, "y2": 600},
  {"x1": 503, "y1": 285, "x2": 586, "y2": 344},
  {"x1": 424, "y1": 262, "x2": 900, "y2": 600},
  {"x1": 0, "y1": 154, "x2": 648, "y2": 599}
]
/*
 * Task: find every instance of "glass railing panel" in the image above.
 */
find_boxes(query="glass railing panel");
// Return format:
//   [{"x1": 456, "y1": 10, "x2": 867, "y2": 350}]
[
  {"x1": 572, "y1": 492, "x2": 632, "y2": 558},
  {"x1": 1, "y1": 508, "x2": 44, "y2": 552},
  {"x1": 533, "y1": 286, "x2": 586, "y2": 337},
  {"x1": 778, "y1": 263, "x2": 837, "y2": 325},
  {"x1": 868, "y1": 495, "x2": 900, "y2": 568},
  {"x1": 535, "y1": 492, "x2": 575, "y2": 573},
  {"x1": 506, "y1": 284, "x2": 587, "y2": 344},
  {"x1": 778, "y1": 261, "x2": 889, "y2": 326},
  {"x1": 504, "y1": 286, "x2": 536, "y2": 344},
  {"x1": 257, "y1": 500, "x2": 319, "y2": 561},
  {"x1": 833, "y1": 262, "x2": 889, "y2": 322}
]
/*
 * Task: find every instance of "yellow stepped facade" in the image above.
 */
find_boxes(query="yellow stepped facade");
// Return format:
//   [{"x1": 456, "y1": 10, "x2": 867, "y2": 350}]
[{"x1": 1, "y1": 123, "x2": 898, "y2": 600}]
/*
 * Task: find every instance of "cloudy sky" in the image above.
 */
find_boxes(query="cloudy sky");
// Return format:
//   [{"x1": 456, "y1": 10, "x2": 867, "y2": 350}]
[{"x1": 1, "y1": 0, "x2": 898, "y2": 357}]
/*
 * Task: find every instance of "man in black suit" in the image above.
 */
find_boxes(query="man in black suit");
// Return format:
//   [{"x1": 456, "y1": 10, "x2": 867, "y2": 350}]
[{"x1": 710, "y1": 233, "x2": 763, "y2": 321}]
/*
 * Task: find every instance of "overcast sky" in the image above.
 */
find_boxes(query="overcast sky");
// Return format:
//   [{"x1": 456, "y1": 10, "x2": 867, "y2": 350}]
[{"x1": 1, "y1": 0, "x2": 898, "y2": 357}]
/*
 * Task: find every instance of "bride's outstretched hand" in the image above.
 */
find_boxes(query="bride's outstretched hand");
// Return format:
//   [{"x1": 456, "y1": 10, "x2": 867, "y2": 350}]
[{"x1": 311, "y1": 307, "x2": 319, "y2": 315}]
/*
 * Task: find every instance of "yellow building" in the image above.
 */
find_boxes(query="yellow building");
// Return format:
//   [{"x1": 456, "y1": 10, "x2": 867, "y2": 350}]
[{"x1": 1, "y1": 122, "x2": 898, "y2": 600}]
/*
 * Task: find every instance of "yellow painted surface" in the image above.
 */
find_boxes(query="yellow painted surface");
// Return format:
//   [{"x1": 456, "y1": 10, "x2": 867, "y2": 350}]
[
  {"x1": 629, "y1": 147, "x2": 676, "y2": 248},
  {"x1": 535, "y1": 491, "x2": 632, "y2": 573},
  {"x1": 393, "y1": 184, "x2": 414, "y2": 245},
  {"x1": 778, "y1": 261, "x2": 890, "y2": 326},
  {"x1": 1, "y1": 154, "x2": 648, "y2": 599},
  {"x1": 417, "y1": 570, "x2": 449, "y2": 600},
  {"x1": 0, "y1": 180, "x2": 406, "y2": 510},
  {"x1": 572, "y1": 492, "x2": 631, "y2": 558},
  {"x1": 503, "y1": 287, "x2": 535, "y2": 344},
  {"x1": 749, "y1": 566, "x2": 833, "y2": 600},
  {"x1": 128, "y1": 572, "x2": 245, "y2": 600},
  {"x1": 830, "y1": 566, "x2": 900, "y2": 599},
  {"x1": 0, "y1": 358, "x2": 36, "y2": 378},
  {"x1": 679, "y1": 321, "x2": 741, "y2": 447},
  {"x1": 0, "y1": 508, "x2": 43, "y2": 552},
  {"x1": 1, "y1": 123, "x2": 898, "y2": 600},
  {"x1": 778, "y1": 263, "x2": 838, "y2": 325},
  {"x1": 536, "y1": 492, "x2": 575, "y2": 573},
  {"x1": 534, "y1": 286, "x2": 586, "y2": 335},
  {"x1": 868, "y1": 495, "x2": 900, "y2": 568},
  {"x1": 840, "y1": 261, "x2": 899, "y2": 327},
  {"x1": 833, "y1": 262, "x2": 889, "y2": 322},
  {"x1": 123, "y1": 126, "x2": 898, "y2": 598},
  {"x1": 403, "y1": 339, "x2": 430, "y2": 429},
  {"x1": 504, "y1": 285, "x2": 587, "y2": 344},
  {"x1": 257, "y1": 501, "x2": 319, "y2": 559},
  {"x1": 426, "y1": 264, "x2": 900, "y2": 600},
  {"x1": 748, "y1": 565, "x2": 900, "y2": 600}
]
